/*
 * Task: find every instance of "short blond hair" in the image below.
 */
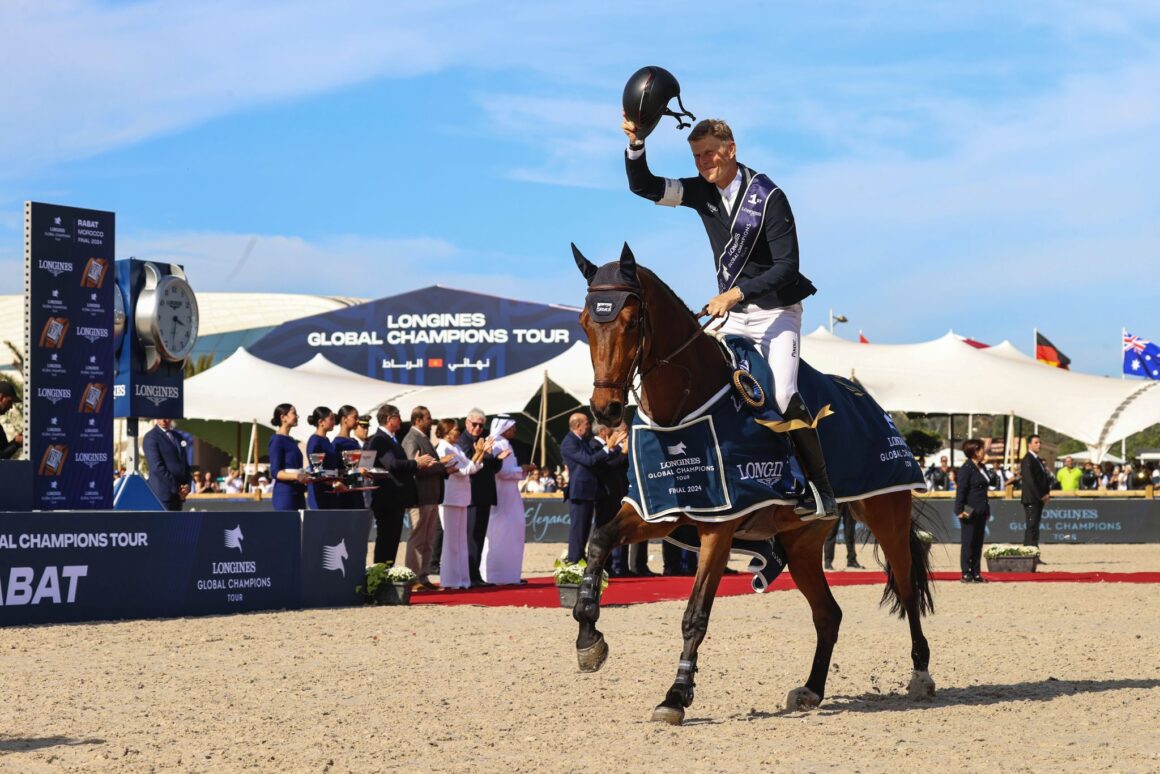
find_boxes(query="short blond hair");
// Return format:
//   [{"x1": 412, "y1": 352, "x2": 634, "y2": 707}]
[{"x1": 688, "y1": 119, "x2": 734, "y2": 144}]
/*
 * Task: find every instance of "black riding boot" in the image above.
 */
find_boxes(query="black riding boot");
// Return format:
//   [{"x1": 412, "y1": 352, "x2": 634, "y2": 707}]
[{"x1": 782, "y1": 393, "x2": 838, "y2": 521}]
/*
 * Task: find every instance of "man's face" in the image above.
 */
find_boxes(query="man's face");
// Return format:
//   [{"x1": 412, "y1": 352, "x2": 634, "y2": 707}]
[
  {"x1": 465, "y1": 416, "x2": 486, "y2": 436},
  {"x1": 1064, "y1": 457, "x2": 1074, "y2": 468},
  {"x1": 689, "y1": 135, "x2": 737, "y2": 186},
  {"x1": 156, "y1": 418, "x2": 173, "y2": 431},
  {"x1": 940, "y1": 457, "x2": 948, "y2": 469},
  {"x1": 0, "y1": 394, "x2": 11, "y2": 414},
  {"x1": 415, "y1": 412, "x2": 432, "y2": 432},
  {"x1": 1029, "y1": 437, "x2": 1041, "y2": 453},
  {"x1": 573, "y1": 417, "x2": 590, "y2": 436},
  {"x1": 386, "y1": 414, "x2": 402, "y2": 434}
]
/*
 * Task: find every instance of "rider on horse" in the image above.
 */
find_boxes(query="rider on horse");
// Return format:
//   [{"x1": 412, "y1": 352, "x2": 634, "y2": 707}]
[{"x1": 621, "y1": 112, "x2": 838, "y2": 521}]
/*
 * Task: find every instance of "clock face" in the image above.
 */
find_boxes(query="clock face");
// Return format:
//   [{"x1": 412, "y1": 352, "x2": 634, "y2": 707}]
[{"x1": 156, "y1": 277, "x2": 199, "y2": 361}]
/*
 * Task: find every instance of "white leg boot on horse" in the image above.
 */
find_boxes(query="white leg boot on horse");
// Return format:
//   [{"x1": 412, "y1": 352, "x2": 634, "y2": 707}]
[{"x1": 783, "y1": 393, "x2": 839, "y2": 521}]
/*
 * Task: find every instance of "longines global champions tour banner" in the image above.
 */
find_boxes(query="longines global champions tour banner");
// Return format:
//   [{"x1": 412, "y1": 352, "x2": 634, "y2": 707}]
[
  {"x1": 24, "y1": 202, "x2": 116, "y2": 510},
  {"x1": 248, "y1": 286, "x2": 583, "y2": 385}
]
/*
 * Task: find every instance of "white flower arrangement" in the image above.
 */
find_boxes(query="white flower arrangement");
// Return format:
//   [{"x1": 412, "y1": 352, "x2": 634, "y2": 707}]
[
  {"x1": 983, "y1": 544, "x2": 1041, "y2": 559},
  {"x1": 384, "y1": 565, "x2": 417, "y2": 583},
  {"x1": 553, "y1": 556, "x2": 609, "y2": 591},
  {"x1": 359, "y1": 562, "x2": 417, "y2": 598}
]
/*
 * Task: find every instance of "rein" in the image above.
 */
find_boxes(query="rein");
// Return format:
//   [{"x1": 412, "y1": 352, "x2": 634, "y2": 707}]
[{"x1": 586, "y1": 282, "x2": 725, "y2": 421}]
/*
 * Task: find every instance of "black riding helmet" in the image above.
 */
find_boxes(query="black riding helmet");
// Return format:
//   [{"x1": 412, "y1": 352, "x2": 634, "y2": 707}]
[{"x1": 622, "y1": 66, "x2": 696, "y2": 141}]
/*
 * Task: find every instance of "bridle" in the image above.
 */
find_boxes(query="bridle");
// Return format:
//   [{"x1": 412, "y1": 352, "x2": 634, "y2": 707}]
[{"x1": 585, "y1": 282, "x2": 718, "y2": 420}]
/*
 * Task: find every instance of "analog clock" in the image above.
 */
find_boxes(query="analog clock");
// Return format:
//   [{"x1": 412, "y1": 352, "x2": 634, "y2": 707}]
[{"x1": 134, "y1": 262, "x2": 199, "y2": 372}]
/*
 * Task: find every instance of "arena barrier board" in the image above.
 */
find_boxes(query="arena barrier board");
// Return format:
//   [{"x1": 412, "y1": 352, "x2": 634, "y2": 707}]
[{"x1": 0, "y1": 509, "x2": 370, "y2": 626}]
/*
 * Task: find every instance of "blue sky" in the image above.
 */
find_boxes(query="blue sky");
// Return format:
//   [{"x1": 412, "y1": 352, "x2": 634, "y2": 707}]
[{"x1": 2, "y1": 1, "x2": 1157, "y2": 376}]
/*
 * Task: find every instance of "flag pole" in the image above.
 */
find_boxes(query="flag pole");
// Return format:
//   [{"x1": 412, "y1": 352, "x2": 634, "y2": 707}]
[
  {"x1": 1121, "y1": 327, "x2": 1127, "y2": 461},
  {"x1": 1032, "y1": 327, "x2": 1038, "y2": 364}
]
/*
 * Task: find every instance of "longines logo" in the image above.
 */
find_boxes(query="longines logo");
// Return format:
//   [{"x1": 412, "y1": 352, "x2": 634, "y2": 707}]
[
  {"x1": 38, "y1": 259, "x2": 74, "y2": 277},
  {"x1": 134, "y1": 383, "x2": 179, "y2": 406},
  {"x1": 75, "y1": 325, "x2": 109, "y2": 343},
  {"x1": 37, "y1": 386, "x2": 72, "y2": 404},
  {"x1": 74, "y1": 451, "x2": 109, "y2": 469}
]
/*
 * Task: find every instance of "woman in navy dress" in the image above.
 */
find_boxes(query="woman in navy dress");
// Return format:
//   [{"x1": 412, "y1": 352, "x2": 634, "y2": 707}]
[
  {"x1": 305, "y1": 406, "x2": 340, "y2": 510},
  {"x1": 954, "y1": 437, "x2": 992, "y2": 583},
  {"x1": 269, "y1": 403, "x2": 308, "y2": 510},
  {"x1": 331, "y1": 405, "x2": 366, "y2": 510}
]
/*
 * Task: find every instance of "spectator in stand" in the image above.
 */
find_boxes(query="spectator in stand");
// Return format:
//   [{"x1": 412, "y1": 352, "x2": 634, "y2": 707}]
[
  {"x1": 1056, "y1": 456, "x2": 1082, "y2": 492},
  {"x1": 1151, "y1": 463, "x2": 1160, "y2": 488},
  {"x1": 1080, "y1": 461, "x2": 1101, "y2": 491},
  {"x1": 269, "y1": 403, "x2": 308, "y2": 510},
  {"x1": 402, "y1": 406, "x2": 447, "y2": 590},
  {"x1": 955, "y1": 438, "x2": 992, "y2": 583},
  {"x1": 196, "y1": 470, "x2": 219, "y2": 494},
  {"x1": 256, "y1": 476, "x2": 273, "y2": 495},
  {"x1": 224, "y1": 468, "x2": 245, "y2": 494},
  {"x1": 306, "y1": 406, "x2": 340, "y2": 510},
  {"x1": 984, "y1": 462, "x2": 1002, "y2": 491},
  {"x1": 1130, "y1": 463, "x2": 1149, "y2": 490},
  {"x1": 926, "y1": 456, "x2": 951, "y2": 491},
  {"x1": 539, "y1": 468, "x2": 558, "y2": 493},
  {"x1": 481, "y1": 415, "x2": 535, "y2": 585},
  {"x1": 142, "y1": 418, "x2": 192, "y2": 511},
  {"x1": 457, "y1": 409, "x2": 503, "y2": 587},
  {"x1": 433, "y1": 418, "x2": 485, "y2": 589},
  {"x1": 519, "y1": 468, "x2": 542, "y2": 493},
  {"x1": 947, "y1": 469, "x2": 957, "y2": 491},
  {"x1": 0, "y1": 380, "x2": 23, "y2": 459},
  {"x1": 364, "y1": 404, "x2": 437, "y2": 566},
  {"x1": 1020, "y1": 434, "x2": 1051, "y2": 551}
]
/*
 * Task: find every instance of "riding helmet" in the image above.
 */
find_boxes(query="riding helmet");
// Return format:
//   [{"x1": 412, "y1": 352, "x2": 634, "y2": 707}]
[{"x1": 622, "y1": 66, "x2": 696, "y2": 141}]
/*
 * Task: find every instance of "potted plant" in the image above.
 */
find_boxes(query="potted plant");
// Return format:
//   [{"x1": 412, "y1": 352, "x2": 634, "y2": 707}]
[
  {"x1": 983, "y1": 544, "x2": 1040, "y2": 573},
  {"x1": 359, "y1": 562, "x2": 417, "y2": 605},
  {"x1": 553, "y1": 558, "x2": 609, "y2": 608}
]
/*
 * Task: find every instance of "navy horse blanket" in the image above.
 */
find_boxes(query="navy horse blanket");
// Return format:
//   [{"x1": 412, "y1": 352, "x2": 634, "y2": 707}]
[{"x1": 625, "y1": 336, "x2": 926, "y2": 523}]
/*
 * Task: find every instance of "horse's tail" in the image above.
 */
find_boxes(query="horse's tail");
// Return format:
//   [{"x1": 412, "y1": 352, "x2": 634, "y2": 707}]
[{"x1": 879, "y1": 495, "x2": 936, "y2": 619}]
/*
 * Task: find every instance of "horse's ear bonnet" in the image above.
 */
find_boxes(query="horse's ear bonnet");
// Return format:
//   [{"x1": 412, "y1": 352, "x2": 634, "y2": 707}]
[
  {"x1": 622, "y1": 66, "x2": 696, "y2": 141},
  {"x1": 583, "y1": 243, "x2": 641, "y2": 323}
]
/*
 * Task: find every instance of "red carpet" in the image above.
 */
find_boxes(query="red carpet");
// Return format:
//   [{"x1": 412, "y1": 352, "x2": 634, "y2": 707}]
[{"x1": 410, "y1": 571, "x2": 1160, "y2": 608}]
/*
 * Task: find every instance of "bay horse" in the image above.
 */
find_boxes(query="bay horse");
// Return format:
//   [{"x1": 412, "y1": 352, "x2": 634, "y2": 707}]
[{"x1": 569, "y1": 243, "x2": 935, "y2": 724}]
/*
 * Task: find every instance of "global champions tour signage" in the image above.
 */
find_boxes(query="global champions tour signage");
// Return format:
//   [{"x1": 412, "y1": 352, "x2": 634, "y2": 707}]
[
  {"x1": 24, "y1": 202, "x2": 116, "y2": 510},
  {"x1": 248, "y1": 286, "x2": 583, "y2": 385}
]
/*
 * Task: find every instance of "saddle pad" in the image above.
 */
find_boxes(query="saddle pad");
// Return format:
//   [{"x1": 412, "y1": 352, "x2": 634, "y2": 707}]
[{"x1": 624, "y1": 385, "x2": 802, "y2": 522}]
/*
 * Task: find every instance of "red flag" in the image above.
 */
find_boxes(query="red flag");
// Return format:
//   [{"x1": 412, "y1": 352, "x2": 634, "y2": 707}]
[
  {"x1": 1035, "y1": 332, "x2": 1071, "y2": 369},
  {"x1": 427, "y1": 358, "x2": 444, "y2": 368},
  {"x1": 858, "y1": 331, "x2": 869, "y2": 344}
]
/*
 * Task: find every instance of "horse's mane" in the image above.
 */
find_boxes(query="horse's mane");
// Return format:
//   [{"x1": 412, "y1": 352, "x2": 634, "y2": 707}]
[{"x1": 635, "y1": 266, "x2": 696, "y2": 320}]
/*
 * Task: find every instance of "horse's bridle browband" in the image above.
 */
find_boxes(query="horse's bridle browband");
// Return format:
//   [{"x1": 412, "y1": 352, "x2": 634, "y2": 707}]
[{"x1": 586, "y1": 283, "x2": 719, "y2": 416}]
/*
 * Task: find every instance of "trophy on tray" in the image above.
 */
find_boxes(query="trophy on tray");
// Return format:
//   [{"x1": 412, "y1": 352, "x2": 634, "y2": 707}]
[{"x1": 340, "y1": 449, "x2": 377, "y2": 492}]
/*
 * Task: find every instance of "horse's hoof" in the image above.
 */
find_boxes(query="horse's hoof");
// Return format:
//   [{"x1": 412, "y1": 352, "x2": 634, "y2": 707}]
[
  {"x1": 908, "y1": 669, "x2": 936, "y2": 701},
  {"x1": 576, "y1": 637, "x2": 609, "y2": 673},
  {"x1": 650, "y1": 704, "x2": 685, "y2": 725},
  {"x1": 784, "y1": 687, "x2": 821, "y2": 710}
]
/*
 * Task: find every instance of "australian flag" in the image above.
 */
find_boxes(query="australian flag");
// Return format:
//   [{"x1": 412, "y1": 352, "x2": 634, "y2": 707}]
[{"x1": 1123, "y1": 332, "x2": 1160, "y2": 379}]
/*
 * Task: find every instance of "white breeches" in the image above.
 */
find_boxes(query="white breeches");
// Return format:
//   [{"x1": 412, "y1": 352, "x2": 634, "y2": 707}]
[{"x1": 715, "y1": 302, "x2": 802, "y2": 413}]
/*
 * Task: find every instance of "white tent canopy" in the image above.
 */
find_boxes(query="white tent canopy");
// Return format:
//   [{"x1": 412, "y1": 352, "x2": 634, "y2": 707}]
[{"x1": 185, "y1": 332, "x2": 1160, "y2": 457}]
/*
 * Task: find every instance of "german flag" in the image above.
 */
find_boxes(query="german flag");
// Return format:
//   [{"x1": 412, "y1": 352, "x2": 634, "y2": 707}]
[{"x1": 1035, "y1": 332, "x2": 1071, "y2": 370}]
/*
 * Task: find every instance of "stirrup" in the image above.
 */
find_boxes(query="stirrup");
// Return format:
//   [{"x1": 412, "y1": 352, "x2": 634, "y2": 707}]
[{"x1": 794, "y1": 481, "x2": 838, "y2": 522}]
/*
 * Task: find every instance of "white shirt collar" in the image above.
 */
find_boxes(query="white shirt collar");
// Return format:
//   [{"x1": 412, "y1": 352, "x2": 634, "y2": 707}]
[{"x1": 719, "y1": 168, "x2": 743, "y2": 212}]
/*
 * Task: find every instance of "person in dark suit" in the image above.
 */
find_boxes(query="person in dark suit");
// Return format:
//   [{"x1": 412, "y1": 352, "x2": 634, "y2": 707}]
[
  {"x1": 143, "y1": 418, "x2": 192, "y2": 511},
  {"x1": 561, "y1": 412, "x2": 625, "y2": 563},
  {"x1": 592, "y1": 423, "x2": 632, "y2": 576},
  {"x1": 455, "y1": 408, "x2": 502, "y2": 586},
  {"x1": 363, "y1": 404, "x2": 436, "y2": 566},
  {"x1": 0, "y1": 380, "x2": 23, "y2": 460},
  {"x1": 1019, "y1": 434, "x2": 1052, "y2": 550},
  {"x1": 823, "y1": 504, "x2": 863, "y2": 570},
  {"x1": 955, "y1": 438, "x2": 992, "y2": 583}
]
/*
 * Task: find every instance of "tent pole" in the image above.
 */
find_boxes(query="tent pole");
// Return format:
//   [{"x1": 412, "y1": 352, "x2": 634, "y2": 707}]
[
  {"x1": 539, "y1": 370, "x2": 549, "y2": 469},
  {"x1": 1006, "y1": 412, "x2": 1015, "y2": 473},
  {"x1": 948, "y1": 415, "x2": 954, "y2": 467}
]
